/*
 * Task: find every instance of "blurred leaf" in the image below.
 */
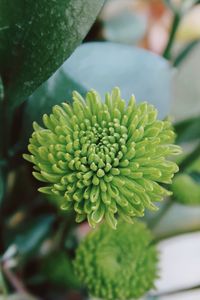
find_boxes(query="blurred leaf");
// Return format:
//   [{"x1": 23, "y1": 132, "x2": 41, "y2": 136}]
[
  {"x1": 0, "y1": 294, "x2": 38, "y2": 300},
  {"x1": 172, "y1": 173, "x2": 200, "y2": 205},
  {"x1": 172, "y1": 43, "x2": 200, "y2": 121},
  {"x1": 0, "y1": 78, "x2": 4, "y2": 157},
  {"x1": 103, "y1": 11, "x2": 147, "y2": 44},
  {"x1": 153, "y1": 203, "x2": 200, "y2": 244},
  {"x1": 0, "y1": 267, "x2": 7, "y2": 296},
  {"x1": 164, "y1": 0, "x2": 199, "y2": 14},
  {"x1": 0, "y1": 0, "x2": 105, "y2": 108},
  {"x1": 180, "y1": 0, "x2": 200, "y2": 13},
  {"x1": 14, "y1": 215, "x2": 54, "y2": 255},
  {"x1": 0, "y1": 76, "x2": 3, "y2": 102},
  {"x1": 179, "y1": 143, "x2": 200, "y2": 172},
  {"x1": 164, "y1": 0, "x2": 177, "y2": 12},
  {"x1": 0, "y1": 167, "x2": 4, "y2": 204},
  {"x1": 175, "y1": 116, "x2": 200, "y2": 144},
  {"x1": 190, "y1": 171, "x2": 200, "y2": 183},
  {"x1": 41, "y1": 252, "x2": 79, "y2": 288},
  {"x1": 187, "y1": 157, "x2": 200, "y2": 172},
  {"x1": 23, "y1": 42, "x2": 172, "y2": 142}
]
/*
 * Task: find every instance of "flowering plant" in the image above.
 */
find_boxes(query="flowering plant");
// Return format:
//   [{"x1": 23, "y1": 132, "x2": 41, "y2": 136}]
[
  {"x1": 0, "y1": 1, "x2": 199, "y2": 299},
  {"x1": 24, "y1": 88, "x2": 181, "y2": 229}
]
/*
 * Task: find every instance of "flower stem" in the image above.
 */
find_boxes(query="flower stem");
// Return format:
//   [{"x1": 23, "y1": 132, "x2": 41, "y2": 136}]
[
  {"x1": 163, "y1": 12, "x2": 181, "y2": 60},
  {"x1": 173, "y1": 40, "x2": 200, "y2": 66},
  {"x1": 154, "y1": 224, "x2": 200, "y2": 244},
  {"x1": 152, "y1": 282, "x2": 200, "y2": 298}
]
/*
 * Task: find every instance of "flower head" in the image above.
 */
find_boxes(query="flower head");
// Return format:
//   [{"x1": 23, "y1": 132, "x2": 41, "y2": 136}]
[
  {"x1": 74, "y1": 221, "x2": 158, "y2": 300},
  {"x1": 24, "y1": 87, "x2": 181, "y2": 228}
]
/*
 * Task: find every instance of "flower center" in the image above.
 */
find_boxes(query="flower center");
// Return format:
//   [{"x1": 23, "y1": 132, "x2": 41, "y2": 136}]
[{"x1": 74, "y1": 118, "x2": 128, "y2": 180}]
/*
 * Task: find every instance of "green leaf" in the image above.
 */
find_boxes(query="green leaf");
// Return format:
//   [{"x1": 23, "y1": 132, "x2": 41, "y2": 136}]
[
  {"x1": 172, "y1": 154, "x2": 200, "y2": 205},
  {"x1": 13, "y1": 215, "x2": 54, "y2": 255},
  {"x1": 190, "y1": 171, "x2": 200, "y2": 183},
  {"x1": 41, "y1": 252, "x2": 79, "y2": 288},
  {"x1": 0, "y1": 159, "x2": 6, "y2": 205},
  {"x1": 0, "y1": 77, "x2": 4, "y2": 157},
  {"x1": 175, "y1": 116, "x2": 200, "y2": 144},
  {"x1": 179, "y1": 143, "x2": 200, "y2": 172},
  {"x1": 0, "y1": 266, "x2": 7, "y2": 296},
  {"x1": 22, "y1": 42, "x2": 172, "y2": 142},
  {"x1": 0, "y1": 76, "x2": 3, "y2": 102},
  {"x1": 0, "y1": 167, "x2": 4, "y2": 204},
  {"x1": 164, "y1": 0, "x2": 199, "y2": 14},
  {"x1": 0, "y1": 294, "x2": 38, "y2": 300},
  {"x1": 0, "y1": 0, "x2": 105, "y2": 108},
  {"x1": 172, "y1": 173, "x2": 200, "y2": 205}
]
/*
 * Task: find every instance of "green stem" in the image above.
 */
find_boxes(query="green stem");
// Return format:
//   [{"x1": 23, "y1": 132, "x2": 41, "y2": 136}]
[
  {"x1": 149, "y1": 199, "x2": 173, "y2": 230},
  {"x1": 173, "y1": 40, "x2": 200, "y2": 67},
  {"x1": 163, "y1": 13, "x2": 181, "y2": 60},
  {"x1": 153, "y1": 282, "x2": 200, "y2": 298},
  {"x1": 154, "y1": 224, "x2": 200, "y2": 244}
]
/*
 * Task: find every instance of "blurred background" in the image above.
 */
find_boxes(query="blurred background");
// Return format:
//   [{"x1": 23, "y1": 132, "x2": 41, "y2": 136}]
[{"x1": 87, "y1": 0, "x2": 200, "y2": 120}]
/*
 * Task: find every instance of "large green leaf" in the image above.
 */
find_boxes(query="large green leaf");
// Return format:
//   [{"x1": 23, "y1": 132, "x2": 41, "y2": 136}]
[
  {"x1": 0, "y1": 0, "x2": 105, "y2": 108},
  {"x1": 22, "y1": 42, "x2": 173, "y2": 142}
]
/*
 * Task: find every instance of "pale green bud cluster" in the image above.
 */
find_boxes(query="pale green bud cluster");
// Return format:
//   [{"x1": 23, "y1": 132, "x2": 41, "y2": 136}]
[
  {"x1": 24, "y1": 87, "x2": 181, "y2": 228},
  {"x1": 74, "y1": 221, "x2": 158, "y2": 300}
]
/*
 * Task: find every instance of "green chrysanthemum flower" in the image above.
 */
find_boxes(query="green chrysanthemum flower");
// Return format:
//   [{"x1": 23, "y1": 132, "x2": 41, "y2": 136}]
[
  {"x1": 24, "y1": 87, "x2": 181, "y2": 228},
  {"x1": 74, "y1": 221, "x2": 158, "y2": 300}
]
